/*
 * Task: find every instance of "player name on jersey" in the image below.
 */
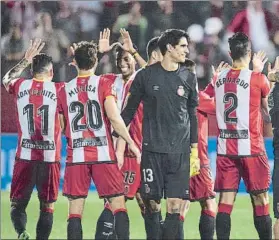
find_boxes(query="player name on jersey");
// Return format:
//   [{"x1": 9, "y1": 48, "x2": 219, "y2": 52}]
[
  {"x1": 68, "y1": 85, "x2": 96, "y2": 97},
  {"x1": 215, "y1": 77, "x2": 249, "y2": 89},
  {"x1": 17, "y1": 89, "x2": 57, "y2": 101}
]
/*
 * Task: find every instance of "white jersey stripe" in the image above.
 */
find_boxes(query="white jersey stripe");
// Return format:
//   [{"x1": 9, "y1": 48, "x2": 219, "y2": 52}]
[
  {"x1": 87, "y1": 76, "x2": 111, "y2": 162},
  {"x1": 65, "y1": 78, "x2": 85, "y2": 163},
  {"x1": 215, "y1": 69, "x2": 230, "y2": 155},
  {"x1": 17, "y1": 80, "x2": 33, "y2": 160},
  {"x1": 237, "y1": 70, "x2": 251, "y2": 155},
  {"x1": 43, "y1": 82, "x2": 57, "y2": 162},
  {"x1": 114, "y1": 74, "x2": 125, "y2": 110}
]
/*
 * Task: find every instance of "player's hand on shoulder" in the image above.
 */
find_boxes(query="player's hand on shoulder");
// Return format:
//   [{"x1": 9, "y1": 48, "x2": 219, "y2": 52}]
[
  {"x1": 252, "y1": 50, "x2": 268, "y2": 73},
  {"x1": 24, "y1": 38, "x2": 45, "y2": 64},
  {"x1": 268, "y1": 56, "x2": 279, "y2": 82}
]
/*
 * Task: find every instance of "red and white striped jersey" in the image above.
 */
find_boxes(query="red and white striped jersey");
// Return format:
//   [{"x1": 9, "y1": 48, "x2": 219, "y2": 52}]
[
  {"x1": 204, "y1": 68, "x2": 270, "y2": 157},
  {"x1": 197, "y1": 91, "x2": 215, "y2": 164},
  {"x1": 122, "y1": 77, "x2": 143, "y2": 157},
  {"x1": 58, "y1": 74, "x2": 116, "y2": 164},
  {"x1": 6, "y1": 78, "x2": 63, "y2": 162}
]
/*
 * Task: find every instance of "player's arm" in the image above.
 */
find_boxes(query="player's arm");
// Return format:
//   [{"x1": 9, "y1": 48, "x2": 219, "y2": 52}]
[
  {"x1": 104, "y1": 97, "x2": 141, "y2": 163},
  {"x1": 112, "y1": 70, "x2": 145, "y2": 139},
  {"x1": 2, "y1": 39, "x2": 45, "y2": 92},
  {"x1": 188, "y1": 73, "x2": 199, "y2": 147},
  {"x1": 197, "y1": 91, "x2": 215, "y2": 115},
  {"x1": 59, "y1": 114, "x2": 66, "y2": 133}
]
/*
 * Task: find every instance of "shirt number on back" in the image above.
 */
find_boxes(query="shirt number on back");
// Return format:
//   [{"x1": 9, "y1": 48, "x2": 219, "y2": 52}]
[
  {"x1": 23, "y1": 104, "x2": 49, "y2": 135},
  {"x1": 223, "y1": 92, "x2": 238, "y2": 124},
  {"x1": 69, "y1": 100, "x2": 102, "y2": 132}
]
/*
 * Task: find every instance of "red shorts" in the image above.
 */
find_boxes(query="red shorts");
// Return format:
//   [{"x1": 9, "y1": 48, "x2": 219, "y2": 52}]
[
  {"x1": 10, "y1": 159, "x2": 60, "y2": 203},
  {"x1": 122, "y1": 156, "x2": 141, "y2": 199},
  {"x1": 63, "y1": 163, "x2": 124, "y2": 198},
  {"x1": 190, "y1": 166, "x2": 216, "y2": 202},
  {"x1": 215, "y1": 155, "x2": 271, "y2": 194}
]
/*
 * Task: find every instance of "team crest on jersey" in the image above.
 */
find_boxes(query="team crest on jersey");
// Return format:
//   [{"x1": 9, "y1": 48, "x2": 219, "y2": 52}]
[{"x1": 177, "y1": 85, "x2": 185, "y2": 96}]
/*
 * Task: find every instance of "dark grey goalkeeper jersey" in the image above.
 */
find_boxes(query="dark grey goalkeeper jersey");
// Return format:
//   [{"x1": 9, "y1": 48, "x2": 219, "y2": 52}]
[{"x1": 118, "y1": 62, "x2": 198, "y2": 153}]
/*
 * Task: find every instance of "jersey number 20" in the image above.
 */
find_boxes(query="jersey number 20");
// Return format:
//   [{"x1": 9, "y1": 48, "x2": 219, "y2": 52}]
[{"x1": 69, "y1": 100, "x2": 102, "y2": 132}]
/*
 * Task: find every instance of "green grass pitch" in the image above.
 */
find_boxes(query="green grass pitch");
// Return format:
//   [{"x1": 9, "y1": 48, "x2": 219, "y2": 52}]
[{"x1": 1, "y1": 191, "x2": 274, "y2": 239}]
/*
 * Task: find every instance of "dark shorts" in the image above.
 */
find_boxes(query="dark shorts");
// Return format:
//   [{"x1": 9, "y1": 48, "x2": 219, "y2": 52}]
[
  {"x1": 122, "y1": 156, "x2": 141, "y2": 199},
  {"x1": 63, "y1": 163, "x2": 124, "y2": 199},
  {"x1": 215, "y1": 155, "x2": 270, "y2": 194},
  {"x1": 190, "y1": 166, "x2": 216, "y2": 202},
  {"x1": 10, "y1": 159, "x2": 60, "y2": 203},
  {"x1": 139, "y1": 150, "x2": 190, "y2": 200}
]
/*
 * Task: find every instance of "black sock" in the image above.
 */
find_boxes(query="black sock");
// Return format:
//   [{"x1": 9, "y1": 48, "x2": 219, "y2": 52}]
[
  {"x1": 10, "y1": 205, "x2": 27, "y2": 236},
  {"x1": 142, "y1": 211, "x2": 152, "y2": 239},
  {"x1": 199, "y1": 213, "x2": 215, "y2": 240},
  {"x1": 176, "y1": 217, "x2": 184, "y2": 240},
  {"x1": 254, "y1": 215, "x2": 272, "y2": 239},
  {"x1": 216, "y1": 212, "x2": 231, "y2": 240},
  {"x1": 163, "y1": 213, "x2": 180, "y2": 240},
  {"x1": 67, "y1": 217, "x2": 82, "y2": 240},
  {"x1": 95, "y1": 208, "x2": 116, "y2": 240},
  {"x1": 114, "y1": 210, "x2": 129, "y2": 239},
  {"x1": 36, "y1": 211, "x2": 53, "y2": 240}
]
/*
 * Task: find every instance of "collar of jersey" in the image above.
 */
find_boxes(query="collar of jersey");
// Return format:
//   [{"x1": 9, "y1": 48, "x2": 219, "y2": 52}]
[
  {"x1": 231, "y1": 66, "x2": 248, "y2": 70},
  {"x1": 78, "y1": 73, "x2": 95, "y2": 78},
  {"x1": 33, "y1": 78, "x2": 44, "y2": 82}
]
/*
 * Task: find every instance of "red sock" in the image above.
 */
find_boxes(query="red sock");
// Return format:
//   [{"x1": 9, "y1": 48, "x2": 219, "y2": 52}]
[
  {"x1": 254, "y1": 204, "x2": 269, "y2": 216},
  {"x1": 202, "y1": 209, "x2": 216, "y2": 218},
  {"x1": 218, "y1": 203, "x2": 233, "y2": 215}
]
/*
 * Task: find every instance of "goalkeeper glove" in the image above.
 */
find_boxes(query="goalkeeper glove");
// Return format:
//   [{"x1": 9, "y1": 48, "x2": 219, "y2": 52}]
[{"x1": 190, "y1": 147, "x2": 200, "y2": 177}]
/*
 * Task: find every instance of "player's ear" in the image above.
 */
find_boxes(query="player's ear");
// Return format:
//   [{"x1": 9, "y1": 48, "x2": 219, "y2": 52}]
[
  {"x1": 167, "y1": 44, "x2": 173, "y2": 52},
  {"x1": 228, "y1": 51, "x2": 231, "y2": 57}
]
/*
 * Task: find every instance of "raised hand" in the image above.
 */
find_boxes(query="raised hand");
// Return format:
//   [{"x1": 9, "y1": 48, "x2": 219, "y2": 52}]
[
  {"x1": 268, "y1": 56, "x2": 279, "y2": 82},
  {"x1": 211, "y1": 61, "x2": 231, "y2": 76},
  {"x1": 252, "y1": 50, "x2": 268, "y2": 73},
  {"x1": 25, "y1": 39, "x2": 45, "y2": 63},
  {"x1": 119, "y1": 28, "x2": 136, "y2": 54},
  {"x1": 98, "y1": 28, "x2": 121, "y2": 53}
]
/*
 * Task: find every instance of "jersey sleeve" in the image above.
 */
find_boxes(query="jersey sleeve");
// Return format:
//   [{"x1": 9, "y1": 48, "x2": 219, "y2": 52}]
[
  {"x1": 100, "y1": 75, "x2": 117, "y2": 101},
  {"x1": 259, "y1": 74, "x2": 271, "y2": 98},
  {"x1": 202, "y1": 74, "x2": 218, "y2": 97},
  {"x1": 5, "y1": 78, "x2": 24, "y2": 94},
  {"x1": 197, "y1": 91, "x2": 215, "y2": 115}
]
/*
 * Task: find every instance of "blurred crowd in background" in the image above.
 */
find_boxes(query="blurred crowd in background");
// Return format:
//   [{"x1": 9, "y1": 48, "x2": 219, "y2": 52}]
[{"x1": 1, "y1": 0, "x2": 279, "y2": 133}]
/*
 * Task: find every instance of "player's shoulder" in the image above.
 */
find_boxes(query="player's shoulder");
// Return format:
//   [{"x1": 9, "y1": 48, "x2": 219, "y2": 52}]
[
  {"x1": 101, "y1": 73, "x2": 118, "y2": 82},
  {"x1": 250, "y1": 71, "x2": 268, "y2": 86}
]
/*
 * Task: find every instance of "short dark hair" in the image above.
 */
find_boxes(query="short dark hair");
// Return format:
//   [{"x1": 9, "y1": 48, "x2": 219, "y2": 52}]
[
  {"x1": 74, "y1": 41, "x2": 98, "y2": 70},
  {"x1": 31, "y1": 53, "x2": 53, "y2": 74},
  {"x1": 184, "y1": 59, "x2": 196, "y2": 72},
  {"x1": 146, "y1": 37, "x2": 160, "y2": 60},
  {"x1": 228, "y1": 32, "x2": 250, "y2": 61},
  {"x1": 158, "y1": 29, "x2": 190, "y2": 55},
  {"x1": 115, "y1": 44, "x2": 138, "y2": 67}
]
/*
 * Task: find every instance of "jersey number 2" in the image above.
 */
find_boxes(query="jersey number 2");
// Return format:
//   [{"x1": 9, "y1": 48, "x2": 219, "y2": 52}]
[
  {"x1": 69, "y1": 100, "x2": 102, "y2": 132},
  {"x1": 223, "y1": 92, "x2": 238, "y2": 124},
  {"x1": 23, "y1": 104, "x2": 49, "y2": 135}
]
